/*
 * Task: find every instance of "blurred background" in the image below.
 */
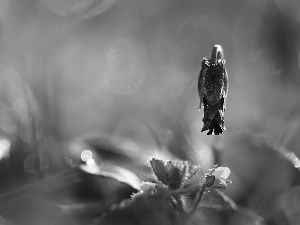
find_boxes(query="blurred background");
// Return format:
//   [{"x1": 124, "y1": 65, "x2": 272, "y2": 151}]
[{"x1": 0, "y1": 0, "x2": 300, "y2": 224}]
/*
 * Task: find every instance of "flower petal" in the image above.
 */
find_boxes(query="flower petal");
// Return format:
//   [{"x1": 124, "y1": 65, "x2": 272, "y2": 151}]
[
  {"x1": 212, "y1": 167, "x2": 231, "y2": 180},
  {"x1": 150, "y1": 158, "x2": 169, "y2": 185}
]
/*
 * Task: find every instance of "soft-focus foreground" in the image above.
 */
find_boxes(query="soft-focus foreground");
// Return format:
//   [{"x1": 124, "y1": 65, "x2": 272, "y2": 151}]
[{"x1": 0, "y1": 0, "x2": 300, "y2": 225}]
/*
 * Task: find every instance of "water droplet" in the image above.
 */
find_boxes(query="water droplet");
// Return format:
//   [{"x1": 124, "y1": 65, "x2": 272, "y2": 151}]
[
  {"x1": 86, "y1": 158, "x2": 95, "y2": 166},
  {"x1": 0, "y1": 138, "x2": 11, "y2": 160},
  {"x1": 80, "y1": 149, "x2": 93, "y2": 162}
]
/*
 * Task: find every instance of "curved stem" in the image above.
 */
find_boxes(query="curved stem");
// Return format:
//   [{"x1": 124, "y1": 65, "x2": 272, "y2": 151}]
[
  {"x1": 168, "y1": 185, "x2": 200, "y2": 196},
  {"x1": 211, "y1": 45, "x2": 224, "y2": 63},
  {"x1": 188, "y1": 185, "x2": 206, "y2": 215}
]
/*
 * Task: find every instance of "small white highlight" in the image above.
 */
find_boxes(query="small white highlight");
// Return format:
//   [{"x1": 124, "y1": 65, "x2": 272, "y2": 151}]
[
  {"x1": 0, "y1": 138, "x2": 11, "y2": 160},
  {"x1": 86, "y1": 158, "x2": 95, "y2": 166},
  {"x1": 81, "y1": 150, "x2": 93, "y2": 162}
]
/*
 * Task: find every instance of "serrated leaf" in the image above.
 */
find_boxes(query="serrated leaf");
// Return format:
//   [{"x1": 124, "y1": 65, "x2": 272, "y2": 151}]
[
  {"x1": 150, "y1": 159, "x2": 200, "y2": 190},
  {"x1": 168, "y1": 161, "x2": 187, "y2": 189},
  {"x1": 150, "y1": 158, "x2": 169, "y2": 185},
  {"x1": 168, "y1": 165, "x2": 182, "y2": 189}
]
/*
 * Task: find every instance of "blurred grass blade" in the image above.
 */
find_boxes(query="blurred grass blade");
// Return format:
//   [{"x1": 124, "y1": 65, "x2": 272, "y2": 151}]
[{"x1": 80, "y1": 163, "x2": 141, "y2": 190}]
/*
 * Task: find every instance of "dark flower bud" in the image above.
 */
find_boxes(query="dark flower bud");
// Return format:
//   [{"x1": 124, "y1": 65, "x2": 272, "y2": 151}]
[
  {"x1": 205, "y1": 175, "x2": 216, "y2": 187},
  {"x1": 198, "y1": 44, "x2": 228, "y2": 135}
]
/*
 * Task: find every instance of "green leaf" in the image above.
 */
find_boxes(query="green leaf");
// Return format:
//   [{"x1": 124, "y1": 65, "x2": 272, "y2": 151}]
[
  {"x1": 167, "y1": 161, "x2": 186, "y2": 189},
  {"x1": 150, "y1": 158, "x2": 194, "y2": 189},
  {"x1": 150, "y1": 158, "x2": 169, "y2": 185}
]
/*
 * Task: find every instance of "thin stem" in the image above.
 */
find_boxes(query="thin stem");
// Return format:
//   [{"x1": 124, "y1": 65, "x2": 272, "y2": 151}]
[
  {"x1": 188, "y1": 185, "x2": 206, "y2": 216},
  {"x1": 174, "y1": 195, "x2": 184, "y2": 212},
  {"x1": 168, "y1": 184, "x2": 200, "y2": 196},
  {"x1": 168, "y1": 183, "x2": 207, "y2": 215}
]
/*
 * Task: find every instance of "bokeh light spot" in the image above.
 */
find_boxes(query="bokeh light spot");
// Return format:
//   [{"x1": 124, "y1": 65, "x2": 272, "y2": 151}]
[
  {"x1": 0, "y1": 138, "x2": 11, "y2": 160},
  {"x1": 81, "y1": 150, "x2": 93, "y2": 162},
  {"x1": 86, "y1": 158, "x2": 95, "y2": 166}
]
